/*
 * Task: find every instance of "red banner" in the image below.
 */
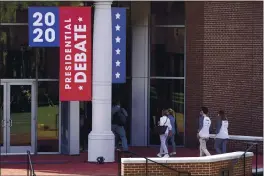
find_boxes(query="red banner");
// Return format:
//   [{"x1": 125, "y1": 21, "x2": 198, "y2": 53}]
[{"x1": 59, "y1": 7, "x2": 92, "y2": 101}]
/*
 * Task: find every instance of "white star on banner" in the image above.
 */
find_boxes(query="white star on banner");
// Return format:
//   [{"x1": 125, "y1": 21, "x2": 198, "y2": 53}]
[
  {"x1": 115, "y1": 24, "x2": 121, "y2": 31},
  {"x1": 116, "y1": 60, "x2": 121, "y2": 67},
  {"x1": 78, "y1": 86, "x2": 83, "y2": 90},
  {"x1": 115, "y1": 36, "x2": 121, "y2": 43},
  {"x1": 78, "y1": 17, "x2": 83, "y2": 22},
  {"x1": 115, "y1": 48, "x2": 121, "y2": 55},
  {"x1": 115, "y1": 13, "x2": 121, "y2": 19},
  {"x1": 115, "y1": 72, "x2": 120, "y2": 78}
]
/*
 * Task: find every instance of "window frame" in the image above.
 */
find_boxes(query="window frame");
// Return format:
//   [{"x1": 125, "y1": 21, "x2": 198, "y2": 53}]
[{"x1": 147, "y1": 20, "x2": 186, "y2": 146}]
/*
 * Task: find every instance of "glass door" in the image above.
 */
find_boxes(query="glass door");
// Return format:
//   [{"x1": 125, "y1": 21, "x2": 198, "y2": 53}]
[{"x1": 0, "y1": 81, "x2": 36, "y2": 154}]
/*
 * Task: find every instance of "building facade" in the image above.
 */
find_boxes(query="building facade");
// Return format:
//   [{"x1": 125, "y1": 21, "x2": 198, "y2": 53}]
[{"x1": 0, "y1": 1, "x2": 262, "y2": 161}]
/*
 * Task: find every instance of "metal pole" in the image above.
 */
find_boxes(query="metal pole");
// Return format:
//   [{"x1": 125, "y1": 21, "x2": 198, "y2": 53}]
[
  {"x1": 255, "y1": 143, "x2": 258, "y2": 175},
  {"x1": 146, "y1": 159, "x2": 148, "y2": 176},
  {"x1": 118, "y1": 150, "x2": 121, "y2": 176},
  {"x1": 34, "y1": 49, "x2": 39, "y2": 155},
  {"x1": 243, "y1": 153, "x2": 246, "y2": 176},
  {"x1": 27, "y1": 155, "x2": 29, "y2": 176}
]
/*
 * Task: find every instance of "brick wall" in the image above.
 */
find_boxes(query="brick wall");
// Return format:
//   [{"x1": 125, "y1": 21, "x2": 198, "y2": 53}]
[
  {"x1": 185, "y1": 1, "x2": 263, "y2": 149},
  {"x1": 121, "y1": 152, "x2": 253, "y2": 176},
  {"x1": 185, "y1": 1, "x2": 205, "y2": 148}
]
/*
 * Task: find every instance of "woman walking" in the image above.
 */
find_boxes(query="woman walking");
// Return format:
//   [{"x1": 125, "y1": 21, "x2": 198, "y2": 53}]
[
  {"x1": 157, "y1": 109, "x2": 172, "y2": 158},
  {"x1": 215, "y1": 110, "x2": 229, "y2": 154},
  {"x1": 166, "y1": 108, "x2": 177, "y2": 156}
]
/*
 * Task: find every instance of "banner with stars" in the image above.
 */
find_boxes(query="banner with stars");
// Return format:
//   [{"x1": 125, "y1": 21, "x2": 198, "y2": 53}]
[
  {"x1": 59, "y1": 7, "x2": 92, "y2": 101},
  {"x1": 112, "y1": 8, "x2": 126, "y2": 83}
]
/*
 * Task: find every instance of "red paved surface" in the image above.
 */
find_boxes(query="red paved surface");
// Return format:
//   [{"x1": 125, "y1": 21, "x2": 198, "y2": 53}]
[{"x1": 0, "y1": 147, "x2": 262, "y2": 175}]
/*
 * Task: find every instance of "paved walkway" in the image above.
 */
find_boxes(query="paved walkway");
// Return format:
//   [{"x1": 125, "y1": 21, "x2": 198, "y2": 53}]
[{"x1": 0, "y1": 147, "x2": 262, "y2": 175}]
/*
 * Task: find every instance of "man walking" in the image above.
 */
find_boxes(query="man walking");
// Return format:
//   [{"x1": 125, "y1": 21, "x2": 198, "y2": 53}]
[
  {"x1": 112, "y1": 101, "x2": 128, "y2": 151},
  {"x1": 198, "y1": 107, "x2": 211, "y2": 156}
]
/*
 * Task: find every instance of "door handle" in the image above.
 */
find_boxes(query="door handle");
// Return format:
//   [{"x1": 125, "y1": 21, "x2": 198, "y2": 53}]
[
  {"x1": 1, "y1": 119, "x2": 5, "y2": 127},
  {"x1": 9, "y1": 119, "x2": 12, "y2": 127}
]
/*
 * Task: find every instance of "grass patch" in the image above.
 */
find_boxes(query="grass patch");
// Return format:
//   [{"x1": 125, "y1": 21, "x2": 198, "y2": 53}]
[{"x1": 10, "y1": 106, "x2": 59, "y2": 141}]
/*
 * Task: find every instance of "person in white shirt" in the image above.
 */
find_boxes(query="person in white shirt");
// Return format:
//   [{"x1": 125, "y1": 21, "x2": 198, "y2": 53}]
[
  {"x1": 215, "y1": 110, "x2": 229, "y2": 154},
  {"x1": 157, "y1": 109, "x2": 172, "y2": 158},
  {"x1": 197, "y1": 107, "x2": 211, "y2": 156}
]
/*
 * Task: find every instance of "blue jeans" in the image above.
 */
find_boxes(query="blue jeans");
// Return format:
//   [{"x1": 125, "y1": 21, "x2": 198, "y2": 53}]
[
  {"x1": 112, "y1": 124, "x2": 128, "y2": 151},
  {"x1": 166, "y1": 133, "x2": 176, "y2": 153},
  {"x1": 214, "y1": 138, "x2": 228, "y2": 154}
]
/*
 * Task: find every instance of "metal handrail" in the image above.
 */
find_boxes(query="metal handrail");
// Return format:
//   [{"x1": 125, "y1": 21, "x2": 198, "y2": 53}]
[
  {"x1": 26, "y1": 151, "x2": 36, "y2": 176},
  {"x1": 230, "y1": 142, "x2": 259, "y2": 176},
  {"x1": 117, "y1": 149, "x2": 191, "y2": 176}
]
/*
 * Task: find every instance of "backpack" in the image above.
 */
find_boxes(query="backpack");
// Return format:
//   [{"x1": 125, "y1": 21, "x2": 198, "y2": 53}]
[{"x1": 113, "y1": 108, "x2": 127, "y2": 126}]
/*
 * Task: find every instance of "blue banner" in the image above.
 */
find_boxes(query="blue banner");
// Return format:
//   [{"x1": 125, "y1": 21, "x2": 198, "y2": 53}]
[
  {"x1": 28, "y1": 7, "x2": 60, "y2": 47},
  {"x1": 112, "y1": 8, "x2": 126, "y2": 83}
]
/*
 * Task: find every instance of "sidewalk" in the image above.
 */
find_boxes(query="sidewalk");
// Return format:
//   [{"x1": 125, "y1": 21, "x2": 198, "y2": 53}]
[{"x1": 1, "y1": 147, "x2": 262, "y2": 175}]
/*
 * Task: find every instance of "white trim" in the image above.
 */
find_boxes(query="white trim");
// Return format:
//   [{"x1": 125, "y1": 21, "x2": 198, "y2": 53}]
[
  {"x1": 153, "y1": 25, "x2": 185, "y2": 28},
  {"x1": 1, "y1": 152, "x2": 28, "y2": 156},
  {"x1": 150, "y1": 77, "x2": 185, "y2": 80},
  {"x1": 37, "y1": 152, "x2": 60, "y2": 155},
  {"x1": 1, "y1": 79, "x2": 35, "y2": 83},
  {"x1": 0, "y1": 79, "x2": 58, "y2": 82},
  {"x1": 1, "y1": 152, "x2": 60, "y2": 155},
  {"x1": 31, "y1": 82, "x2": 36, "y2": 154},
  {"x1": 121, "y1": 151, "x2": 254, "y2": 164},
  {"x1": 0, "y1": 84, "x2": 7, "y2": 154},
  {"x1": 0, "y1": 23, "x2": 28, "y2": 26},
  {"x1": 210, "y1": 134, "x2": 263, "y2": 142},
  {"x1": 37, "y1": 79, "x2": 58, "y2": 81}
]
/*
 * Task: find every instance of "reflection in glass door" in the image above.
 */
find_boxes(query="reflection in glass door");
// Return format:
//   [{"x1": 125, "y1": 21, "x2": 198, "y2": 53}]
[{"x1": 9, "y1": 85, "x2": 33, "y2": 153}]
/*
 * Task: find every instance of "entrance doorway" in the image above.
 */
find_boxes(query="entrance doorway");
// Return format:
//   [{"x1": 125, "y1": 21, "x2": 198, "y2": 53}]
[{"x1": 0, "y1": 80, "x2": 36, "y2": 154}]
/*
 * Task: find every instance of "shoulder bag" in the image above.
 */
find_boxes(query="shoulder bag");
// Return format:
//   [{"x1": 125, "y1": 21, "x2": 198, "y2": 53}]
[{"x1": 154, "y1": 117, "x2": 168, "y2": 135}]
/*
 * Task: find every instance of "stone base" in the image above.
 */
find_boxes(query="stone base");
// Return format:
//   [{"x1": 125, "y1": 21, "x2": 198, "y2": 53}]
[{"x1": 88, "y1": 131, "x2": 115, "y2": 162}]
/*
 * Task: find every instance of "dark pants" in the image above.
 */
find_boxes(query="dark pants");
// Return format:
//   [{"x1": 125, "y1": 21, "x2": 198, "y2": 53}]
[
  {"x1": 112, "y1": 124, "x2": 128, "y2": 151},
  {"x1": 166, "y1": 134, "x2": 176, "y2": 153},
  {"x1": 214, "y1": 138, "x2": 228, "y2": 154}
]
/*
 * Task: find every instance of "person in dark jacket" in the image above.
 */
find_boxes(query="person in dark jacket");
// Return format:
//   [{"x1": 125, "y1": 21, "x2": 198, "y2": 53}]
[{"x1": 111, "y1": 101, "x2": 128, "y2": 151}]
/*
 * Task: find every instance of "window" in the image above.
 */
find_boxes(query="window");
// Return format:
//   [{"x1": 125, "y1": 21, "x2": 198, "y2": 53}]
[
  {"x1": 0, "y1": 2, "x2": 82, "y2": 23},
  {"x1": 151, "y1": 2, "x2": 185, "y2": 26},
  {"x1": 150, "y1": 27, "x2": 185, "y2": 77},
  {"x1": 149, "y1": 79, "x2": 184, "y2": 145},
  {"x1": 0, "y1": 25, "x2": 60, "y2": 79},
  {"x1": 112, "y1": 79, "x2": 132, "y2": 144},
  {"x1": 149, "y1": 2, "x2": 185, "y2": 146},
  {"x1": 37, "y1": 81, "x2": 59, "y2": 152}
]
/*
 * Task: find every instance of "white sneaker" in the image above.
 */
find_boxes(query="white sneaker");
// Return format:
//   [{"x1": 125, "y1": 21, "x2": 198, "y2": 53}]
[
  {"x1": 170, "y1": 152, "x2": 176, "y2": 156},
  {"x1": 163, "y1": 154, "x2": 170, "y2": 158},
  {"x1": 157, "y1": 153, "x2": 163, "y2": 157}
]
